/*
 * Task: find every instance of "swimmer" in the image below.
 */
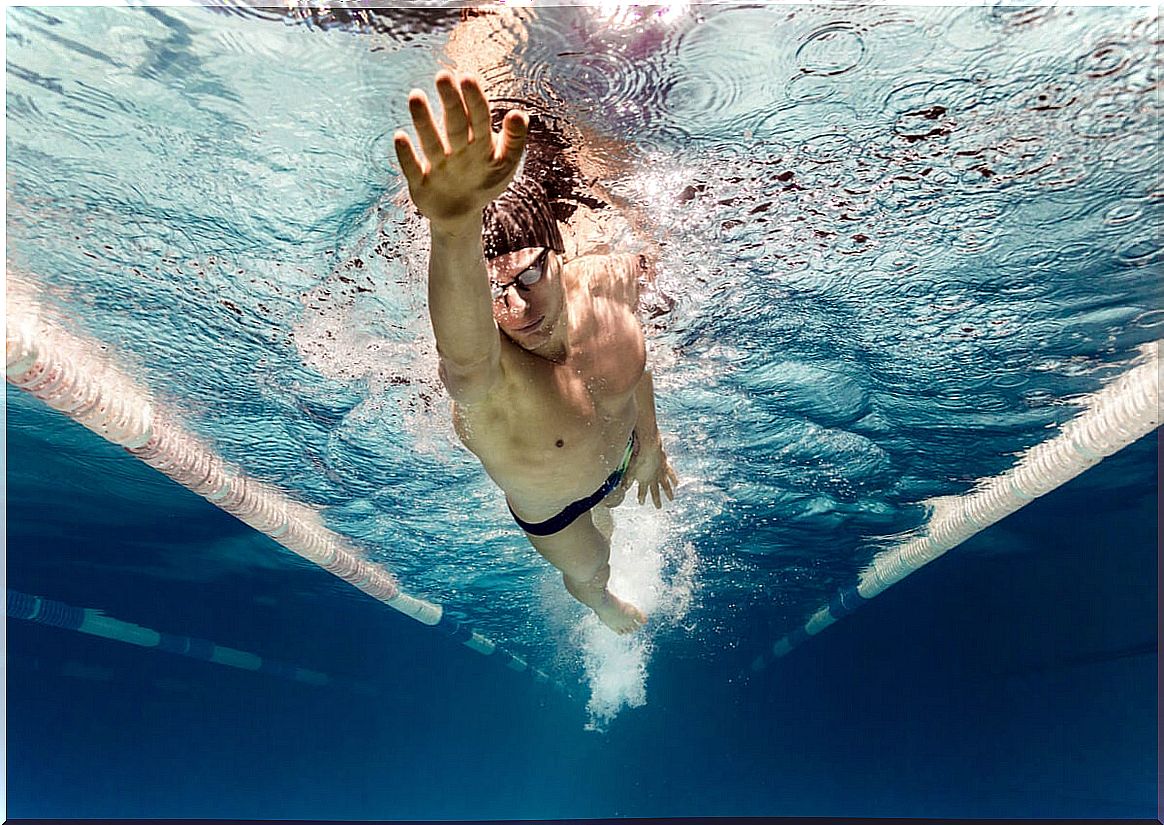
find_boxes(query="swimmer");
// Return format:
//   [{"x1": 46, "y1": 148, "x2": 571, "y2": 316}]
[{"x1": 394, "y1": 71, "x2": 677, "y2": 634}]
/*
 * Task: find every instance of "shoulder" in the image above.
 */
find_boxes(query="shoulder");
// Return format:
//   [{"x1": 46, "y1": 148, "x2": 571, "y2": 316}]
[{"x1": 565, "y1": 253, "x2": 648, "y2": 306}]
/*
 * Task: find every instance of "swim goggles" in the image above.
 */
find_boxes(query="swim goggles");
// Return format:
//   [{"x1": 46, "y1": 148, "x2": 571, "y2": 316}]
[{"x1": 489, "y1": 247, "x2": 550, "y2": 302}]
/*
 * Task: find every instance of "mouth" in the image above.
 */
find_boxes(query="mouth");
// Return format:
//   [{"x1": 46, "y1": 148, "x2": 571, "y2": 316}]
[{"x1": 513, "y1": 316, "x2": 545, "y2": 333}]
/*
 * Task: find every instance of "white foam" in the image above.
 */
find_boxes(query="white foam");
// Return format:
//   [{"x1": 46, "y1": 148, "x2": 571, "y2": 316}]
[{"x1": 573, "y1": 501, "x2": 697, "y2": 731}]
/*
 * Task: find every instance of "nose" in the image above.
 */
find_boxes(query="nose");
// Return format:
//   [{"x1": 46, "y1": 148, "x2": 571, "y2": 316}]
[{"x1": 502, "y1": 288, "x2": 530, "y2": 315}]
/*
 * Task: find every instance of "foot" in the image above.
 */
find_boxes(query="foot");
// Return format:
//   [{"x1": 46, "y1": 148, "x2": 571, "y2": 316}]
[{"x1": 594, "y1": 590, "x2": 647, "y2": 635}]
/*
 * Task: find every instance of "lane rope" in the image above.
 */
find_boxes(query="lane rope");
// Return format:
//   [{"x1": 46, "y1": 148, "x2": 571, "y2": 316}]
[
  {"x1": 747, "y1": 340, "x2": 1160, "y2": 673},
  {"x1": 6, "y1": 295, "x2": 571, "y2": 698}
]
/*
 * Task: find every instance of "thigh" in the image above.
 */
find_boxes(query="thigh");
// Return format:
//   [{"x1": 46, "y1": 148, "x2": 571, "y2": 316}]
[
  {"x1": 524, "y1": 509, "x2": 609, "y2": 583},
  {"x1": 602, "y1": 484, "x2": 628, "y2": 509},
  {"x1": 592, "y1": 504, "x2": 614, "y2": 541}
]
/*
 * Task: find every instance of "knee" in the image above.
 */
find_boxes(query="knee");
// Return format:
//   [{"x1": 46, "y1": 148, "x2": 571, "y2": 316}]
[{"x1": 562, "y1": 558, "x2": 608, "y2": 589}]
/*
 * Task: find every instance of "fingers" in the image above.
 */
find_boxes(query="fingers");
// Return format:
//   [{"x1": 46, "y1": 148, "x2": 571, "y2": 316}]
[
  {"x1": 435, "y1": 71, "x2": 470, "y2": 150},
  {"x1": 460, "y1": 75, "x2": 493, "y2": 150},
  {"x1": 634, "y1": 464, "x2": 678, "y2": 510},
  {"x1": 495, "y1": 109, "x2": 529, "y2": 168},
  {"x1": 408, "y1": 90, "x2": 447, "y2": 163},
  {"x1": 393, "y1": 131, "x2": 424, "y2": 185},
  {"x1": 660, "y1": 469, "x2": 675, "y2": 502},
  {"x1": 403, "y1": 73, "x2": 519, "y2": 187},
  {"x1": 635, "y1": 480, "x2": 661, "y2": 509}
]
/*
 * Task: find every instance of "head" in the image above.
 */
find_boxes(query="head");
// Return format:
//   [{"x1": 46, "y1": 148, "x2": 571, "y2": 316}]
[{"x1": 483, "y1": 179, "x2": 567, "y2": 348}]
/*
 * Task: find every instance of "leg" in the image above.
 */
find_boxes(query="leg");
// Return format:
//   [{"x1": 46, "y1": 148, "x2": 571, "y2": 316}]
[
  {"x1": 523, "y1": 510, "x2": 646, "y2": 634},
  {"x1": 592, "y1": 503, "x2": 614, "y2": 541}
]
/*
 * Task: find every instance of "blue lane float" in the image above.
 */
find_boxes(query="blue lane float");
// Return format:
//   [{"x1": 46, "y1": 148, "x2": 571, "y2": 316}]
[{"x1": 9, "y1": 590, "x2": 335, "y2": 688}]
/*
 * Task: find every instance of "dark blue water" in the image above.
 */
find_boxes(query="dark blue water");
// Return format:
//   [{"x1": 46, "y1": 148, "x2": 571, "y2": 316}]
[{"x1": 6, "y1": 412, "x2": 1156, "y2": 818}]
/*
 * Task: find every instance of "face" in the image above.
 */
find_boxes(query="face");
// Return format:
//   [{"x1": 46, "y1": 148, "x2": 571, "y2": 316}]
[{"x1": 487, "y1": 246, "x2": 564, "y2": 347}]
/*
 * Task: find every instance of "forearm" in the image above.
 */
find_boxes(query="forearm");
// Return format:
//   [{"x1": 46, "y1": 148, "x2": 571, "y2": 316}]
[
  {"x1": 427, "y1": 216, "x2": 499, "y2": 368},
  {"x1": 633, "y1": 369, "x2": 662, "y2": 447}
]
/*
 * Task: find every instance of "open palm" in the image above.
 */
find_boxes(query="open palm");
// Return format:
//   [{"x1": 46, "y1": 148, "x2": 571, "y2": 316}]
[{"x1": 394, "y1": 71, "x2": 528, "y2": 229}]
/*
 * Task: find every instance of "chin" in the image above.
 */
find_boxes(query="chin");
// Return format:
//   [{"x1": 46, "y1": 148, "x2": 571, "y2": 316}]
[{"x1": 502, "y1": 326, "x2": 538, "y2": 346}]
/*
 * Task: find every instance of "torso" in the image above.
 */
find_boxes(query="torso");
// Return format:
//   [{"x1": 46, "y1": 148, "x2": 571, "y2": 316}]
[{"x1": 451, "y1": 255, "x2": 645, "y2": 521}]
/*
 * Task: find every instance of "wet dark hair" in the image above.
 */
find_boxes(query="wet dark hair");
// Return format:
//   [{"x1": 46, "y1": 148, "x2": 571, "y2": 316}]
[
  {"x1": 482, "y1": 178, "x2": 565, "y2": 260},
  {"x1": 481, "y1": 105, "x2": 608, "y2": 260}
]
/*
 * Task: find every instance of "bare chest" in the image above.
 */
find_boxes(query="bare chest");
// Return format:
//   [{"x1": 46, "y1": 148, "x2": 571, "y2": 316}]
[{"x1": 452, "y1": 308, "x2": 645, "y2": 501}]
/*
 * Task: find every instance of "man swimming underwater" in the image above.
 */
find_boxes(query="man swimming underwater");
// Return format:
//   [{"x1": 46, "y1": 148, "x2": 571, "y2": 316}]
[{"x1": 394, "y1": 71, "x2": 677, "y2": 634}]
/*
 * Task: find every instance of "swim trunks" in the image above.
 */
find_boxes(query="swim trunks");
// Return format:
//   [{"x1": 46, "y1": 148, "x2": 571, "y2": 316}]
[{"x1": 508, "y1": 432, "x2": 637, "y2": 537}]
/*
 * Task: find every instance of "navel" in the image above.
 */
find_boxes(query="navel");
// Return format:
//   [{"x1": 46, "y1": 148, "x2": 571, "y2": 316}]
[{"x1": 556, "y1": 439, "x2": 564, "y2": 448}]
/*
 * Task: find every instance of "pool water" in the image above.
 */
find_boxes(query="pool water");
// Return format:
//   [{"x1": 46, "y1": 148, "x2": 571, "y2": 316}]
[{"x1": 5, "y1": 4, "x2": 1158, "y2": 819}]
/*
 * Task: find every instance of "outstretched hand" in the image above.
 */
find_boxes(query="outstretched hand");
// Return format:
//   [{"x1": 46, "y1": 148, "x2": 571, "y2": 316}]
[{"x1": 394, "y1": 71, "x2": 528, "y2": 231}]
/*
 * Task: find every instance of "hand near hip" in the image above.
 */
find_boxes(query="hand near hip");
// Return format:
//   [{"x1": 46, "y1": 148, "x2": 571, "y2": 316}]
[
  {"x1": 394, "y1": 71, "x2": 528, "y2": 233},
  {"x1": 625, "y1": 439, "x2": 678, "y2": 509}
]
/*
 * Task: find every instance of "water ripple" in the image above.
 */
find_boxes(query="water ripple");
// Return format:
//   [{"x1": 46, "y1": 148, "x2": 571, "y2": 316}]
[
  {"x1": 1075, "y1": 39, "x2": 1136, "y2": 78},
  {"x1": 942, "y1": 8, "x2": 1002, "y2": 52},
  {"x1": 642, "y1": 5, "x2": 784, "y2": 141},
  {"x1": 795, "y1": 23, "x2": 865, "y2": 76},
  {"x1": 1115, "y1": 235, "x2": 1163, "y2": 268},
  {"x1": 1103, "y1": 199, "x2": 1145, "y2": 227},
  {"x1": 1010, "y1": 75, "x2": 1082, "y2": 113},
  {"x1": 1070, "y1": 90, "x2": 1135, "y2": 139}
]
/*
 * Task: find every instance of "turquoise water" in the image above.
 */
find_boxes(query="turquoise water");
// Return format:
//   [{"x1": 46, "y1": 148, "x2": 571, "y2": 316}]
[{"x1": 5, "y1": 4, "x2": 1159, "y2": 819}]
